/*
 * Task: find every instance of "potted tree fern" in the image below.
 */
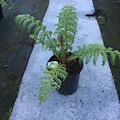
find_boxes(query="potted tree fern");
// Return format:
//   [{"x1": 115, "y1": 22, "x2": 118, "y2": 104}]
[{"x1": 15, "y1": 6, "x2": 120, "y2": 104}]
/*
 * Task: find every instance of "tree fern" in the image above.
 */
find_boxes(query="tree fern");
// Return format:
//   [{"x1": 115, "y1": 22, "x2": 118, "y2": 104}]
[{"x1": 14, "y1": 6, "x2": 120, "y2": 104}]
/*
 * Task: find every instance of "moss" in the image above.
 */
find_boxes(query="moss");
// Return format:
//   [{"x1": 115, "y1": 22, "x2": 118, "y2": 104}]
[{"x1": 98, "y1": 15, "x2": 106, "y2": 25}]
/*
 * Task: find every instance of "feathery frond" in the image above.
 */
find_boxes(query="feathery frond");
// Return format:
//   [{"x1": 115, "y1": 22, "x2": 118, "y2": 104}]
[
  {"x1": 39, "y1": 63, "x2": 67, "y2": 104},
  {"x1": 15, "y1": 14, "x2": 60, "y2": 57},
  {"x1": 15, "y1": 14, "x2": 42, "y2": 38},
  {"x1": 0, "y1": 0, "x2": 7, "y2": 8},
  {"x1": 55, "y1": 6, "x2": 78, "y2": 52},
  {"x1": 68, "y1": 43, "x2": 120, "y2": 65}
]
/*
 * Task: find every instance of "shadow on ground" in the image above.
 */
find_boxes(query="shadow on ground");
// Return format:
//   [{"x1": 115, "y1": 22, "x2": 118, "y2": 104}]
[
  {"x1": 93, "y1": 0, "x2": 120, "y2": 99},
  {"x1": 0, "y1": 0, "x2": 49, "y2": 120}
]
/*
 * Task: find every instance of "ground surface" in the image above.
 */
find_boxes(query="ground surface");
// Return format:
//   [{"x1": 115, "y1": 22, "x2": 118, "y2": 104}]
[
  {"x1": 93, "y1": 0, "x2": 120, "y2": 99},
  {"x1": 0, "y1": 0, "x2": 120, "y2": 120},
  {"x1": 0, "y1": 0, "x2": 49, "y2": 120},
  {"x1": 10, "y1": 0, "x2": 120, "y2": 120}
]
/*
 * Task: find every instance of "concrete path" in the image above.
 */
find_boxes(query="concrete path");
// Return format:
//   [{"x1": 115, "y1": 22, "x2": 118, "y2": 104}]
[{"x1": 10, "y1": 0, "x2": 120, "y2": 120}]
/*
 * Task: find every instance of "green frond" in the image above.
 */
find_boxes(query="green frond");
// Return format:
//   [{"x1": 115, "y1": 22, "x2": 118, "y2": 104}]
[
  {"x1": 0, "y1": 0, "x2": 7, "y2": 8},
  {"x1": 39, "y1": 63, "x2": 67, "y2": 104},
  {"x1": 68, "y1": 43, "x2": 120, "y2": 65},
  {"x1": 15, "y1": 14, "x2": 42, "y2": 38},
  {"x1": 54, "y1": 5, "x2": 78, "y2": 53},
  {"x1": 15, "y1": 14, "x2": 60, "y2": 54}
]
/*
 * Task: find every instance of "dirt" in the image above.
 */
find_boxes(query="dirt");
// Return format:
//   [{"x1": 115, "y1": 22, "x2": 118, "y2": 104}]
[
  {"x1": 93, "y1": 0, "x2": 120, "y2": 99},
  {"x1": 48, "y1": 53, "x2": 83, "y2": 75},
  {"x1": 0, "y1": 0, "x2": 49, "y2": 120}
]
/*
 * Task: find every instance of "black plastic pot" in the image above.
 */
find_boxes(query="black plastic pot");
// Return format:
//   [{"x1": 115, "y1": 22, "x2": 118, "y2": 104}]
[
  {"x1": 0, "y1": 5, "x2": 4, "y2": 20},
  {"x1": 48, "y1": 54, "x2": 83, "y2": 95},
  {"x1": 58, "y1": 66, "x2": 83, "y2": 95}
]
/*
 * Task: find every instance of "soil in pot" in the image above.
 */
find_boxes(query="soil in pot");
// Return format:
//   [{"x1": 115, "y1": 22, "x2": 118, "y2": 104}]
[{"x1": 48, "y1": 53, "x2": 83, "y2": 95}]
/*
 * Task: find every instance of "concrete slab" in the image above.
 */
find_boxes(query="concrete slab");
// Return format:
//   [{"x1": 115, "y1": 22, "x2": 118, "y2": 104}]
[{"x1": 10, "y1": 0, "x2": 120, "y2": 120}]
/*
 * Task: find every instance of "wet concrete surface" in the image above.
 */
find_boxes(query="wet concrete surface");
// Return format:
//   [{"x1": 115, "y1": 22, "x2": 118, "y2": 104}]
[
  {"x1": 0, "y1": 0, "x2": 49, "y2": 120},
  {"x1": 93, "y1": 0, "x2": 120, "y2": 99}
]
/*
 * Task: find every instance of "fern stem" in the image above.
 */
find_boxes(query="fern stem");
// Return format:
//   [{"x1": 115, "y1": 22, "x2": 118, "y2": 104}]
[
  {"x1": 64, "y1": 8, "x2": 68, "y2": 52},
  {"x1": 60, "y1": 35, "x2": 66, "y2": 64}
]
